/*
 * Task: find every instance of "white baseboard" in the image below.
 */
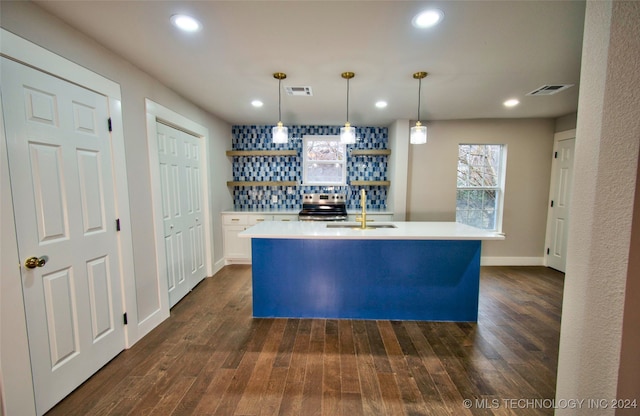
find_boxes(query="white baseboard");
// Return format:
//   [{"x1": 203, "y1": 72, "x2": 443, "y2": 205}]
[
  {"x1": 223, "y1": 259, "x2": 252, "y2": 266},
  {"x1": 481, "y1": 256, "x2": 545, "y2": 266},
  {"x1": 212, "y1": 258, "x2": 226, "y2": 276}
]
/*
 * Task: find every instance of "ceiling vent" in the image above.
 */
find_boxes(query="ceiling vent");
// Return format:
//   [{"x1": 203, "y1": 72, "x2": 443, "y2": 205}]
[
  {"x1": 285, "y1": 86, "x2": 313, "y2": 96},
  {"x1": 526, "y1": 84, "x2": 574, "y2": 96}
]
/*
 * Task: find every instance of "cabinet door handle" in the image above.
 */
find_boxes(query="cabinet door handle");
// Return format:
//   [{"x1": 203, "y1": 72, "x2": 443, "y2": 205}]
[{"x1": 231, "y1": 218, "x2": 240, "y2": 222}]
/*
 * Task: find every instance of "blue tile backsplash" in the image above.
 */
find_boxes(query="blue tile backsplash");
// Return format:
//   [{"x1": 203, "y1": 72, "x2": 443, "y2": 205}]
[{"x1": 230, "y1": 125, "x2": 389, "y2": 210}]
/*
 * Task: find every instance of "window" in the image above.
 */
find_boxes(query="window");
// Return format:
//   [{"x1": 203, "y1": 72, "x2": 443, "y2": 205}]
[
  {"x1": 303, "y1": 135, "x2": 346, "y2": 185},
  {"x1": 456, "y1": 144, "x2": 506, "y2": 231}
]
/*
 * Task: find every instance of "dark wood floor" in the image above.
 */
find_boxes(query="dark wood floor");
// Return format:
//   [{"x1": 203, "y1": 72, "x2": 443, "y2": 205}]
[{"x1": 47, "y1": 265, "x2": 564, "y2": 416}]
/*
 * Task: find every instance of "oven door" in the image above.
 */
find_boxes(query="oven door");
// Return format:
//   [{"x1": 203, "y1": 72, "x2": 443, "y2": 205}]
[
  {"x1": 298, "y1": 214, "x2": 348, "y2": 221},
  {"x1": 298, "y1": 205, "x2": 347, "y2": 221}
]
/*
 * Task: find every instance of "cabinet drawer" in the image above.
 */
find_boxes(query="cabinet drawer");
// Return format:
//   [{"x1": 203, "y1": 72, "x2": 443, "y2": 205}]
[
  {"x1": 222, "y1": 214, "x2": 248, "y2": 225},
  {"x1": 272, "y1": 214, "x2": 298, "y2": 222},
  {"x1": 249, "y1": 214, "x2": 273, "y2": 225}
]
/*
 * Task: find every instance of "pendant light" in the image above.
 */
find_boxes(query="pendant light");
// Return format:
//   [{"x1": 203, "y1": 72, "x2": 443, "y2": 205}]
[
  {"x1": 272, "y1": 72, "x2": 288, "y2": 144},
  {"x1": 410, "y1": 71, "x2": 428, "y2": 144},
  {"x1": 340, "y1": 72, "x2": 356, "y2": 144}
]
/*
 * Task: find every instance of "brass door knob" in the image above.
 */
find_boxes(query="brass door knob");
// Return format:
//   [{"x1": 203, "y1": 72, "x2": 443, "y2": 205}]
[{"x1": 24, "y1": 256, "x2": 47, "y2": 269}]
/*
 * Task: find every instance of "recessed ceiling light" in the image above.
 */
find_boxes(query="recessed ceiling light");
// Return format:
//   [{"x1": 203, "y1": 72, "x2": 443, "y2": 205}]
[
  {"x1": 375, "y1": 101, "x2": 388, "y2": 109},
  {"x1": 170, "y1": 14, "x2": 201, "y2": 32},
  {"x1": 251, "y1": 100, "x2": 264, "y2": 108},
  {"x1": 503, "y1": 98, "x2": 520, "y2": 107},
  {"x1": 412, "y1": 9, "x2": 444, "y2": 29}
]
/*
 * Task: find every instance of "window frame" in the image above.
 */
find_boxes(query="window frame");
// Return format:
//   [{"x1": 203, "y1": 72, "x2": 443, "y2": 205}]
[
  {"x1": 302, "y1": 135, "x2": 347, "y2": 186},
  {"x1": 456, "y1": 143, "x2": 507, "y2": 232}
]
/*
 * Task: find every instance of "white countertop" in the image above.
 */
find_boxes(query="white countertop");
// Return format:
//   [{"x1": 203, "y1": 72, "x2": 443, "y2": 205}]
[
  {"x1": 239, "y1": 221, "x2": 505, "y2": 241},
  {"x1": 221, "y1": 209, "x2": 394, "y2": 215},
  {"x1": 221, "y1": 209, "x2": 300, "y2": 215}
]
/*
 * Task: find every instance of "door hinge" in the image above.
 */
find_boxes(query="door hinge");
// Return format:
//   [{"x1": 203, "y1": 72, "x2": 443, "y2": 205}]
[
  {"x1": 108, "y1": 118, "x2": 113, "y2": 132},
  {"x1": 116, "y1": 218, "x2": 121, "y2": 231},
  {"x1": 123, "y1": 312, "x2": 128, "y2": 325},
  {"x1": 547, "y1": 248, "x2": 550, "y2": 255},
  {"x1": 550, "y1": 200, "x2": 554, "y2": 207},
  {"x1": 554, "y1": 151, "x2": 558, "y2": 159}
]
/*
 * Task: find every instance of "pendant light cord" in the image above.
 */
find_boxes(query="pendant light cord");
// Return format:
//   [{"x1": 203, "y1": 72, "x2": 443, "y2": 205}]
[
  {"x1": 417, "y1": 77, "x2": 422, "y2": 121},
  {"x1": 346, "y1": 77, "x2": 350, "y2": 123},
  {"x1": 278, "y1": 78, "x2": 282, "y2": 122}
]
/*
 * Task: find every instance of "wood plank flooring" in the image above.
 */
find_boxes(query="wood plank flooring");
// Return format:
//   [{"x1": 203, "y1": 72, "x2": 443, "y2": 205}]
[{"x1": 47, "y1": 265, "x2": 564, "y2": 416}]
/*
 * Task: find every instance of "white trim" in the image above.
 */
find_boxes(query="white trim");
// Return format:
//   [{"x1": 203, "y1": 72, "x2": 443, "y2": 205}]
[
  {"x1": 456, "y1": 144, "x2": 507, "y2": 232},
  {"x1": 0, "y1": 29, "x2": 121, "y2": 99},
  {"x1": 213, "y1": 258, "x2": 226, "y2": 275},
  {"x1": 108, "y1": 99, "x2": 138, "y2": 347},
  {"x1": 554, "y1": 128, "x2": 577, "y2": 142},
  {"x1": 0, "y1": 29, "x2": 135, "y2": 415},
  {"x1": 302, "y1": 135, "x2": 347, "y2": 186},
  {"x1": 388, "y1": 120, "x2": 409, "y2": 221},
  {"x1": 144, "y1": 99, "x2": 214, "y2": 323},
  {"x1": 481, "y1": 256, "x2": 546, "y2": 266}
]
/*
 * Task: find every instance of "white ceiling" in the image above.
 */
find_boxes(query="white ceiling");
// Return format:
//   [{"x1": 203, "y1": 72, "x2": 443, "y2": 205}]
[{"x1": 33, "y1": 0, "x2": 586, "y2": 127}]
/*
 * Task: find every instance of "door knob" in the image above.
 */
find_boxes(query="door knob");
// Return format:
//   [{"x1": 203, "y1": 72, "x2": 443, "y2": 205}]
[{"x1": 24, "y1": 256, "x2": 47, "y2": 269}]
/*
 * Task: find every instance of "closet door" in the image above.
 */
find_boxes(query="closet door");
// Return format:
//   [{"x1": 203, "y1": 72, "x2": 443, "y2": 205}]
[
  {"x1": 2, "y1": 57, "x2": 126, "y2": 415},
  {"x1": 156, "y1": 122, "x2": 206, "y2": 307}
]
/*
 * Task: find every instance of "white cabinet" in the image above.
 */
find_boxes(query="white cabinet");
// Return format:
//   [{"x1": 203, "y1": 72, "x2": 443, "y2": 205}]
[
  {"x1": 222, "y1": 214, "x2": 251, "y2": 264},
  {"x1": 223, "y1": 225, "x2": 251, "y2": 263},
  {"x1": 222, "y1": 213, "x2": 298, "y2": 264}
]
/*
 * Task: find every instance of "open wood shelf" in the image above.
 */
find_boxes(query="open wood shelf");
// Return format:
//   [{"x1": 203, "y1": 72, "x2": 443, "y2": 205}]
[
  {"x1": 227, "y1": 181, "x2": 297, "y2": 187},
  {"x1": 350, "y1": 180, "x2": 391, "y2": 186},
  {"x1": 350, "y1": 149, "x2": 391, "y2": 156},
  {"x1": 226, "y1": 150, "x2": 297, "y2": 156}
]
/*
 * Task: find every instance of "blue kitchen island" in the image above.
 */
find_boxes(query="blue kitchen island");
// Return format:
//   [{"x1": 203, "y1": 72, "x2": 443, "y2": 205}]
[{"x1": 240, "y1": 221, "x2": 504, "y2": 322}]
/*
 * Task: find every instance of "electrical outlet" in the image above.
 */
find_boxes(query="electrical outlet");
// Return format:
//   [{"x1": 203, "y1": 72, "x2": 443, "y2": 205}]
[{"x1": 271, "y1": 195, "x2": 278, "y2": 203}]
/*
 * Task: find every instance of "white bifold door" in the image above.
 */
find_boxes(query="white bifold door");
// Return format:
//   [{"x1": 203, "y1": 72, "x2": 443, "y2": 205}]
[
  {"x1": 156, "y1": 122, "x2": 206, "y2": 307},
  {"x1": 546, "y1": 137, "x2": 575, "y2": 272},
  {"x1": 1, "y1": 57, "x2": 126, "y2": 415}
]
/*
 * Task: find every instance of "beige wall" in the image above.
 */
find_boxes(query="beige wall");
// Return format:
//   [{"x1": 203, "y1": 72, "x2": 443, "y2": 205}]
[
  {"x1": 556, "y1": 1, "x2": 640, "y2": 414},
  {"x1": 617, "y1": 146, "x2": 640, "y2": 415},
  {"x1": 407, "y1": 118, "x2": 555, "y2": 262},
  {"x1": 0, "y1": 1, "x2": 233, "y2": 332},
  {"x1": 555, "y1": 112, "x2": 578, "y2": 132}
]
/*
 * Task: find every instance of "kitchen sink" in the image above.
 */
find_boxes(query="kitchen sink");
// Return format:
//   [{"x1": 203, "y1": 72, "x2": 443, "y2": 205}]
[{"x1": 326, "y1": 223, "x2": 397, "y2": 229}]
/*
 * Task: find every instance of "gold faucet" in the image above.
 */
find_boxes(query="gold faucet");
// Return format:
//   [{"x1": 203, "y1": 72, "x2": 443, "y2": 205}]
[{"x1": 355, "y1": 189, "x2": 368, "y2": 229}]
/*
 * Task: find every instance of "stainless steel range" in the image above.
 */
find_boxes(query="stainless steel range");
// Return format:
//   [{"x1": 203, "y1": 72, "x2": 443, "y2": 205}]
[{"x1": 298, "y1": 193, "x2": 348, "y2": 221}]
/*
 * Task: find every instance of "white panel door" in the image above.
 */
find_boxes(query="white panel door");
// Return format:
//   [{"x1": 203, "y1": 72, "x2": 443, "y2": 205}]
[
  {"x1": 1, "y1": 57, "x2": 125, "y2": 415},
  {"x1": 547, "y1": 138, "x2": 575, "y2": 272},
  {"x1": 156, "y1": 122, "x2": 206, "y2": 307}
]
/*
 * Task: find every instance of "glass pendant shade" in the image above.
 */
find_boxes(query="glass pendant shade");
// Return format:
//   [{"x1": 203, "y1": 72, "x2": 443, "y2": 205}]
[
  {"x1": 272, "y1": 121, "x2": 288, "y2": 144},
  {"x1": 340, "y1": 122, "x2": 356, "y2": 144},
  {"x1": 410, "y1": 121, "x2": 427, "y2": 144}
]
